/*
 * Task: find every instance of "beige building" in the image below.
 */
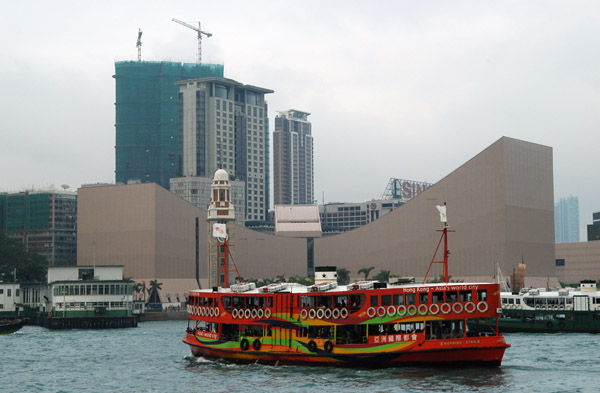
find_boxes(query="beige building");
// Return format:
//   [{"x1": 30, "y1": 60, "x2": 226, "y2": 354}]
[
  {"x1": 78, "y1": 136, "x2": 557, "y2": 299},
  {"x1": 555, "y1": 241, "x2": 600, "y2": 284}
]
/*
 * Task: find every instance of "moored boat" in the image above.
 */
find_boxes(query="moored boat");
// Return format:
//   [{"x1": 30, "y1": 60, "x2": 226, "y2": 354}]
[
  {"x1": 0, "y1": 319, "x2": 24, "y2": 335},
  {"x1": 497, "y1": 280, "x2": 600, "y2": 333},
  {"x1": 182, "y1": 212, "x2": 510, "y2": 367}
]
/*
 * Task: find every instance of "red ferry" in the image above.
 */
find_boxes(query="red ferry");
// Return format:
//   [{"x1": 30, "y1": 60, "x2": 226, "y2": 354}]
[{"x1": 183, "y1": 220, "x2": 510, "y2": 367}]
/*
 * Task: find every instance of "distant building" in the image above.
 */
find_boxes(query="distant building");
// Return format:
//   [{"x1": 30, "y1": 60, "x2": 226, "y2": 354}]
[
  {"x1": 273, "y1": 109, "x2": 314, "y2": 205},
  {"x1": 0, "y1": 283, "x2": 21, "y2": 317},
  {"x1": 554, "y1": 196, "x2": 580, "y2": 243},
  {"x1": 319, "y1": 199, "x2": 404, "y2": 233},
  {"x1": 0, "y1": 190, "x2": 77, "y2": 265},
  {"x1": 588, "y1": 211, "x2": 600, "y2": 241},
  {"x1": 170, "y1": 176, "x2": 246, "y2": 226},
  {"x1": 114, "y1": 61, "x2": 224, "y2": 189},
  {"x1": 381, "y1": 178, "x2": 433, "y2": 202},
  {"x1": 176, "y1": 77, "x2": 274, "y2": 223}
]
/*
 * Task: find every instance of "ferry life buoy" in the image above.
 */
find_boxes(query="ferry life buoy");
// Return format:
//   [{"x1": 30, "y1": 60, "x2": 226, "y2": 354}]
[
  {"x1": 407, "y1": 305, "x2": 417, "y2": 316},
  {"x1": 558, "y1": 321, "x2": 566, "y2": 329},
  {"x1": 240, "y1": 338, "x2": 250, "y2": 351},
  {"x1": 214, "y1": 308, "x2": 220, "y2": 317},
  {"x1": 464, "y1": 302, "x2": 476, "y2": 313},
  {"x1": 546, "y1": 321, "x2": 553, "y2": 329},
  {"x1": 332, "y1": 308, "x2": 340, "y2": 319},
  {"x1": 554, "y1": 305, "x2": 560, "y2": 310},
  {"x1": 251, "y1": 309, "x2": 258, "y2": 319},
  {"x1": 210, "y1": 308, "x2": 215, "y2": 317},
  {"x1": 429, "y1": 304, "x2": 440, "y2": 315},
  {"x1": 340, "y1": 308, "x2": 348, "y2": 319},
  {"x1": 300, "y1": 309, "x2": 308, "y2": 319},
  {"x1": 477, "y1": 301, "x2": 489, "y2": 313},
  {"x1": 324, "y1": 341, "x2": 334, "y2": 353},
  {"x1": 535, "y1": 305, "x2": 540, "y2": 310},
  {"x1": 253, "y1": 339, "x2": 261, "y2": 351},
  {"x1": 566, "y1": 305, "x2": 573, "y2": 311},
  {"x1": 205, "y1": 307, "x2": 210, "y2": 317},
  {"x1": 387, "y1": 305, "x2": 396, "y2": 317},
  {"x1": 309, "y1": 309, "x2": 317, "y2": 319},
  {"x1": 265, "y1": 309, "x2": 272, "y2": 318},
  {"x1": 199, "y1": 307, "x2": 204, "y2": 316},
  {"x1": 440, "y1": 303, "x2": 451, "y2": 314},
  {"x1": 367, "y1": 307, "x2": 377, "y2": 318},
  {"x1": 377, "y1": 306, "x2": 387, "y2": 317},
  {"x1": 308, "y1": 340, "x2": 317, "y2": 353},
  {"x1": 452, "y1": 303, "x2": 464, "y2": 314},
  {"x1": 324, "y1": 308, "x2": 332, "y2": 319},
  {"x1": 191, "y1": 306, "x2": 196, "y2": 315},
  {"x1": 397, "y1": 305, "x2": 407, "y2": 317},
  {"x1": 516, "y1": 304, "x2": 522, "y2": 310},
  {"x1": 232, "y1": 309, "x2": 238, "y2": 319},
  {"x1": 559, "y1": 305, "x2": 564, "y2": 310},
  {"x1": 418, "y1": 304, "x2": 428, "y2": 315},
  {"x1": 245, "y1": 309, "x2": 252, "y2": 319},
  {"x1": 317, "y1": 308, "x2": 325, "y2": 319},
  {"x1": 257, "y1": 309, "x2": 264, "y2": 319}
]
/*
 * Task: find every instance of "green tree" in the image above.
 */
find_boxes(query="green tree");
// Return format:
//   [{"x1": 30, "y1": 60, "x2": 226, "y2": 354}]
[
  {"x1": 336, "y1": 268, "x2": 351, "y2": 285},
  {"x1": 148, "y1": 279, "x2": 163, "y2": 304},
  {"x1": 275, "y1": 274, "x2": 286, "y2": 283},
  {"x1": 358, "y1": 266, "x2": 375, "y2": 280},
  {"x1": 133, "y1": 282, "x2": 144, "y2": 301},
  {"x1": 373, "y1": 269, "x2": 391, "y2": 283},
  {"x1": 0, "y1": 235, "x2": 48, "y2": 282}
]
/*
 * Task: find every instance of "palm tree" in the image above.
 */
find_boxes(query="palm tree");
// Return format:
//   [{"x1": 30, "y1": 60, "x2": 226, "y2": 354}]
[
  {"x1": 373, "y1": 269, "x2": 391, "y2": 283},
  {"x1": 275, "y1": 274, "x2": 286, "y2": 283},
  {"x1": 140, "y1": 281, "x2": 147, "y2": 304},
  {"x1": 358, "y1": 266, "x2": 375, "y2": 280},
  {"x1": 133, "y1": 282, "x2": 143, "y2": 301},
  {"x1": 148, "y1": 279, "x2": 163, "y2": 305},
  {"x1": 336, "y1": 268, "x2": 351, "y2": 285}
]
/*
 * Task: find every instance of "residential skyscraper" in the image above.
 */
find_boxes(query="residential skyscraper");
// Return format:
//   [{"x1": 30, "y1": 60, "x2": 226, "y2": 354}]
[
  {"x1": 114, "y1": 61, "x2": 224, "y2": 189},
  {"x1": 554, "y1": 196, "x2": 580, "y2": 243},
  {"x1": 176, "y1": 77, "x2": 273, "y2": 222},
  {"x1": 588, "y1": 211, "x2": 600, "y2": 241},
  {"x1": 273, "y1": 110, "x2": 314, "y2": 205}
]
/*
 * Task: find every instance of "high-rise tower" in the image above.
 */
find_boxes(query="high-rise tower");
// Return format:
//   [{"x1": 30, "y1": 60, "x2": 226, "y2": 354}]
[
  {"x1": 273, "y1": 109, "x2": 314, "y2": 205},
  {"x1": 176, "y1": 77, "x2": 273, "y2": 222},
  {"x1": 554, "y1": 195, "x2": 579, "y2": 243},
  {"x1": 114, "y1": 61, "x2": 224, "y2": 188}
]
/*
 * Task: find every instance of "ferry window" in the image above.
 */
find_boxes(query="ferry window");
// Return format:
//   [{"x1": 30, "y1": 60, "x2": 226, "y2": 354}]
[
  {"x1": 318, "y1": 296, "x2": 332, "y2": 308},
  {"x1": 297, "y1": 326, "x2": 308, "y2": 338},
  {"x1": 268, "y1": 297, "x2": 273, "y2": 307},
  {"x1": 508, "y1": 298, "x2": 514, "y2": 304},
  {"x1": 446, "y1": 291, "x2": 458, "y2": 303},
  {"x1": 525, "y1": 298, "x2": 534, "y2": 307},
  {"x1": 459, "y1": 290, "x2": 472, "y2": 302},
  {"x1": 381, "y1": 295, "x2": 392, "y2": 306},
  {"x1": 233, "y1": 296, "x2": 244, "y2": 308},
  {"x1": 432, "y1": 292, "x2": 444, "y2": 303},
  {"x1": 214, "y1": 298, "x2": 218, "y2": 307},
  {"x1": 477, "y1": 290, "x2": 487, "y2": 302},
  {"x1": 405, "y1": 294, "x2": 416, "y2": 305},
  {"x1": 335, "y1": 295, "x2": 349, "y2": 307},
  {"x1": 516, "y1": 298, "x2": 521, "y2": 305},
  {"x1": 349, "y1": 295, "x2": 362, "y2": 309},
  {"x1": 419, "y1": 293, "x2": 428, "y2": 305},
  {"x1": 300, "y1": 296, "x2": 315, "y2": 308},
  {"x1": 371, "y1": 295, "x2": 379, "y2": 307},
  {"x1": 393, "y1": 294, "x2": 404, "y2": 305},
  {"x1": 98, "y1": 285, "x2": 104, "y2": 295}
]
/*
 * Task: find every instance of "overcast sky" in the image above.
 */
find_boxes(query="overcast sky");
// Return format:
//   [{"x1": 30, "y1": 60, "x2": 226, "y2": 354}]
[{"x1": 1, "y1": 1, "x2": 598, "y2": 239}]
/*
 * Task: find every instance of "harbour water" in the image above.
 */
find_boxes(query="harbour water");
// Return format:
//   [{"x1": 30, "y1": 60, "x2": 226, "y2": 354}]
[{"x1": 2, "y1": 321, "x2": 599, "y2": 393}]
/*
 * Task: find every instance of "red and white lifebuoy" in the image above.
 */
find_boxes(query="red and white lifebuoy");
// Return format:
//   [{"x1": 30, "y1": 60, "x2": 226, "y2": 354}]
[
  {"x1": 477, "y1": 301, "x2": 489, "y2": 313},
  {"x1": 397, "y1": 305, "x2": 407, "y2": 316},
  {"x1": 367, "y1": 307, "x2": 377, "y2": 318},
  {"x1": 464, "y1": 302, "x2": 476, "y2": 313},
  {"x1": 387, "y1": 305, "x2": 396, "y2": 317},
  {"x1": 429, "y1": 304, "x2": 440, "y2": 315},
  {"x1": 440, "y1": 303, "x2": 451, "y2": 314},
  {"x1": 418, "y1": 304, "x2": 428, "y2": 315},
  {"x1": 324, "y1": 308, "x2": 332, "y2": 319},
  {"x1": 300, "y1": 309, "x2": 308, "y2": 319},
  {"x1": 245, "y1": 309, "x2": 251, "y2": 319},
  {"x1": 309, "y1": 309, "x2": 317, "y2": 319},
  {"x1": 214, "y1": 307, "x2": 220, "y2": 317},
  {"x1": 332, "y1": 308, "x2": 340, "y2": 319},
  {"x1": 251, "y1": 309, "x2": 258, "y2": 319},
  {"x1": 407, "y1": 305, "x2": 417, "y2": 316},
  {"x1": 232, "y1": 308, "x2": 238, "y2": 318},
  {"x1": 377, "y1": 306, "x2": 386, "y2": 317},
  {"x1": 257, "y1": 309, "x2": 264, "y2": 319},
  {"x1": 340, "y1": 308, "x2": 348, "y2": 319},
  {"x1": 452, "y1": 303, "x2": 464, "y2": 314},
  {"x1": 265, "y1": 308, "x2": 272, "y2": 318},
  {"x1": 317, "y1": 308, "x2": 325, "y2": 319}
]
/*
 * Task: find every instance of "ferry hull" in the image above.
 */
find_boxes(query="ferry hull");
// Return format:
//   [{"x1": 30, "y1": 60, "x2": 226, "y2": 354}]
[{"x1": 183, "y1": 334, "x2": 509, "y2": 367}]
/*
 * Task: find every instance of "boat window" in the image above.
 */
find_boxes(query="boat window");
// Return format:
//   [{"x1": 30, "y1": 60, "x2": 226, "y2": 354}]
[
  {"x1": 297, "y1": 326, "x2": 308, "y2": 338},
  {"x1": 508, "y1": 298, "x2": 514, "y2": 304},
  {"x1": 334, "y1": 295, "x2": 349, "y2": 308},
  {"x1": 241, "y1": 324, "x2": 263, "y2": 338},
  {"x1": 419, "y1": 293, "x2": 428, "y2": 305},
  {"x1": 516, "y1": 298, "x2": 521, "y2": 304},
  {"x1": 477, "y1": 290, "x2": 487, "y2": 302},
  {"x1": 405, "y1": 294, "x2": 416, "y2": 305},
  {"x1": 349, "y1": 294, "x2": 362, "y2": 310},
  {"x1": 459, "y1": 290, "x2": 472, "y2": 302},
  {"x1": 221, "y1": 324, "x2": 239, "y2": 341},
  {"x1": 336, "y1": 324, "x2": 367, "y2": 345},
  {"x1": 300, "y1": 296, "x2": 316, "y2": 308},
  {"x1": 446, "y1": 291, "x2": 458, "y2": 303},
  {"x1": 502, "y1": 298, "x2": 507, "y2": 304},
  {"x1": 524, "y1": 298, "x2": 534, "y2": 307},
  {"x1": 222, "y1": 296, "x2": 231, "y2": 310},
  {"x1": 318, "y1": 296, "x2": 332, "y2": 308},
  {"x1": 381, "y1": 295, "x2": 392, "y2": 306},
  {"x1": 307, "y1": 326, "x2": 334, "y2": 339},
  {"x1": 371, "y1": 295, "x2": 379, "y2": 307},
  {"x1": 233, "y1": 296, "x2": 245, "y2": 308},
  {"x1": 393, "y1": 294, "x2": 404, "y2": 305},
  {"x1": 432, "y1": 292, "x2": 444, "y2": 303},
  {"x1": 208, "y1": 298, "x2": 214, "y2": 307},
  {"x1": 214, "y1": 298, "x2": 218, "y2": 307}
]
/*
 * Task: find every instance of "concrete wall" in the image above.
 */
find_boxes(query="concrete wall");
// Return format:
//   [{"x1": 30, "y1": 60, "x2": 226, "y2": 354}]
[{"x1": 555, "y1": 241, "x2": 600, "y2": 283}]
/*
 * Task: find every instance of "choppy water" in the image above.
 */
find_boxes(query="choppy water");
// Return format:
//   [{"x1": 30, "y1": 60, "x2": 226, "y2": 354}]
[{"x1": 1, "y1": 321, "x2": 599, "y2": 393}]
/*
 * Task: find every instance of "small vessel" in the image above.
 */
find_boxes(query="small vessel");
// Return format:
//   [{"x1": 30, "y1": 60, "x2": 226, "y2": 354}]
[
  {"x1": 182, "y1": 212, "x2": 510, "y2": 367},
  {"x1": 0, "y1": 319, "x2": 24, "y2": 335},
  {"x1": 498, "y1": 280, "x2": 600, "y2": 333}
]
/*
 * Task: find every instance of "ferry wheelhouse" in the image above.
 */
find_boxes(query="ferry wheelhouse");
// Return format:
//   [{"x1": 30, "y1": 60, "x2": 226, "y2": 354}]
[
  {"x1": 183, "y1": 218, "x2": 510, "y2": 367},
  {"x1": 498, "y1": 280, "x2": 600, "y2": 333}
]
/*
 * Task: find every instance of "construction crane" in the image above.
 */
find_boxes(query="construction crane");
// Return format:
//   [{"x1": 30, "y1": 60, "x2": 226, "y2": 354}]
[
  {"x1": 172, "y1": 18, "x2": 212, "y2": 63},
  {"x1": 136, "y1": 28, "x2": 143, "y2": 61}
]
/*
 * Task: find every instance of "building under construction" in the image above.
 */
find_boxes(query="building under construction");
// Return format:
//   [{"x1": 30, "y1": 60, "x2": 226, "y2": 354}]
[
  {"x1": 114, "y1": 61, "x2": 224, "y2": 189},
  {"x1": 0, "y1": 190, "x2": 77, "y2": 266}
]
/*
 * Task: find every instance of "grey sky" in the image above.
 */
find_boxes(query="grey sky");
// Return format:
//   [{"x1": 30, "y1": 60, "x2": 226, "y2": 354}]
[{"x1": 1, "y1": 1, "x2": 598, "y2": 239}]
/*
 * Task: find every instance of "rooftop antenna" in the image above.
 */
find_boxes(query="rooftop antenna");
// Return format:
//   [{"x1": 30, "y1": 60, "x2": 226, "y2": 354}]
[
  {"x1": 172, "y1": 18, "x2": 212, "y2": 63},
  {"x1": 136, "y1": 28, "x2": 143, "y2": 61}
]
